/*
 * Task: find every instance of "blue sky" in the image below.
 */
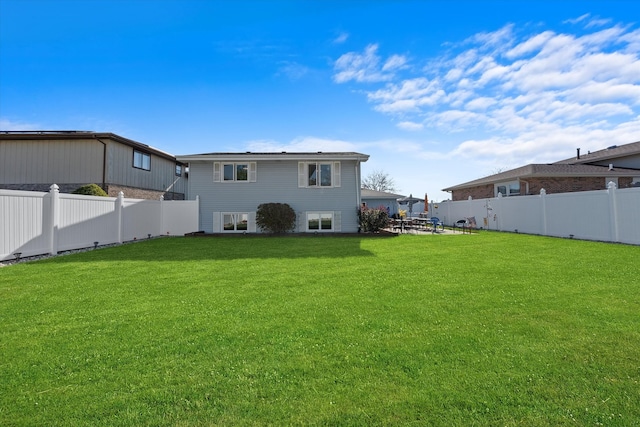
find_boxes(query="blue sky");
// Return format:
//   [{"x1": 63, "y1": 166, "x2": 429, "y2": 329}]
[{"x1": 1, "y1": 0, "x2": 639, "y2": 201}]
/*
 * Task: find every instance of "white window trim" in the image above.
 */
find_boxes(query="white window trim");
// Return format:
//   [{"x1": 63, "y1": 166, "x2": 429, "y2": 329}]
[
  {"x1": 298, "y1": 161, "x2": 341, "y2": 188},
  {"x1": 495, "y1": 180, "x2": 520, "y2": 197},
  {"x1": 213, "y1": 162, "x2": 257, "y2": 182},
  {"x1": 305, "y1": 211, "x2": 341, "y2": 232},
  {"x1": 217, "y1": 212, "x2": 256, "y2": 233}
]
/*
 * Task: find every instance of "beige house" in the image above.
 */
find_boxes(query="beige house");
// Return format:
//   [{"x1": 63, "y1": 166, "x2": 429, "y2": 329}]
[
  {"x1": 443, "y1": 141, "x2": 640, "y2": 201},
  {"x1": 0, "y1": 131, "x2": 188, "y2": 200}
]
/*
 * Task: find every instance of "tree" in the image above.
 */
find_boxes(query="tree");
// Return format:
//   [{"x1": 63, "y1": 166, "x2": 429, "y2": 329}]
[{"x1": 362, "y1": 169, "x2": 397, "y2": 192}]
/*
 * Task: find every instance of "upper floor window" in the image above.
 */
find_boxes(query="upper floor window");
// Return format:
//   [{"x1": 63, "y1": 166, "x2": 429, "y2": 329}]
[
  {"x1": 133, "y1": 150, "x2": 151, "y2": 171},
  {"x1": 213, "y1": 162, "x2": 257, "y2": 182},
  {"x1": 298, "y1": 162, "x2": 341, "y2": 188},
  {"x1": 175, "y1": 164, "x2": 183, "y2": 176}
]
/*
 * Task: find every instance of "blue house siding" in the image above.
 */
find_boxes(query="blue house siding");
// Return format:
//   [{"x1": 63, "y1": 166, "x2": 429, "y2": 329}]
[{"x1": 182, "y1": 153, "x2": 368, "y2": 233}]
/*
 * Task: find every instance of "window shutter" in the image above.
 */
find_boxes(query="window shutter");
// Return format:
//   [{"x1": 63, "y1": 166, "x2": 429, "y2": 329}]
[
  {"x1": 213, "y1": 162, "x2": 221, "y2": 182},
  {"x1": 249, "y1": 162, "x2": 257, "y2": 182},
  {"x1": 334, "y1": 211, "x2": 341, "y2": 232},
  {"x1": 248, "y1": 212, "x2": 257, "y2": 232},
  {"x1": 298, "y1": 211, "x2": 306, "y2": 232},
  {"x1": 298, "y1": 162, "x2": 306, "y2": 188},
  {"x1": 212, "y1": 212, "x2": 221, "y2": 232},
  {"x1": 333, "y1": 162, "x2": 341, "y2": 187}
]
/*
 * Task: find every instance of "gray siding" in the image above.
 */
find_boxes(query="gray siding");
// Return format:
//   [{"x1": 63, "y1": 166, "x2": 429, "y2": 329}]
[
  {"x1": 188, "y1": 159, "x2": 362, "y2": 233},
  {"x1": 0, "y1": 136, "x2": 187, "y2": 198},
  {"x1": 0, "y1": 139, "x2": 103, "y2": 184},
  {"x1": 106, "y1": 140, "x2": 187, "y2": 196}
]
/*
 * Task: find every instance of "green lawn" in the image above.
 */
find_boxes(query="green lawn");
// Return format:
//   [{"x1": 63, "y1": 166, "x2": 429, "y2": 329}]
[{"x1": 1, "y1": 233, "x2": 638, "y2": 426}]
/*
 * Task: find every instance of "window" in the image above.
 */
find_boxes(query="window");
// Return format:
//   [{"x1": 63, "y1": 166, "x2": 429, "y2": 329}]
[
  {"x1": 223, "y1": 213, "x2": 248, "y2": 231},
  {"x1": 222, "y1": 163, "x2": 249, "y2": 181},
  {"x1": 214, "y1": 162, "x2": 256, "y2": 182},
  {"x1": 175, "y1": 164, "x2": 183, "y2": 176},
  {"x1": 496, "y1": 181, "x2": 520, "y2": 197},
  {"x1": 307, "y1": 212, "x2": 333, "y2": 231},
  {"x1": 133, "y1": 150, "x2": 151, "y2": 171},
  {"x1": 299, "y1": 162, "x2": 341, "y2": 188}
]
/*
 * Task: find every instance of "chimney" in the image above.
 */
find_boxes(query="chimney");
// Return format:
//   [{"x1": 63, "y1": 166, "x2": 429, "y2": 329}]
[{"x1": 577, "y1": 148, "x2": 580, "y2": 159}]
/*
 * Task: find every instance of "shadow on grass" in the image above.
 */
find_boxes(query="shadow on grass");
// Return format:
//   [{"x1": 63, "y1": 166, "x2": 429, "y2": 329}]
[{"x1": 44, "y1": 235, "x2": 379, "y2": 264}]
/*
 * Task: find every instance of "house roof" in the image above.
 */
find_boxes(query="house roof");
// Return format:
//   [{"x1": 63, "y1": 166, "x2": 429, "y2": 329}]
[
  {"x1": 0, "y1": 130, "x2": 182, "y2": 164},
  {"x1": 555, "y1": 141, "x2": 640, "y2": 165},
  {"x1": 361, "y1": 188, "x2": 405, "y2": 199},
  {"x1": 176, "y1": 152, "x2": 370, "y2": 162},
  {"x1": 442, "y1": 163, "x2": 640, "y2": 191}
]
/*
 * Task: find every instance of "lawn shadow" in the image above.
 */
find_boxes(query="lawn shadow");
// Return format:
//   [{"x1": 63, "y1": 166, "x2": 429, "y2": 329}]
[{"x1": 40, "y1": 234, "x2": 382, "y2": 264}]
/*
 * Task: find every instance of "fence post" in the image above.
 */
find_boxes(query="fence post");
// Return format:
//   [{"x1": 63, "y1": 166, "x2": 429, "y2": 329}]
[
  {"x1": 540, "y1": 188, "x2": 547, "y2": 236},
  {"x1": 49, "y1": 184, "x2": 60, "y2": 255},
  {"x1": 607, "y1": 181, "x2": 619, "y2": 242},
  {"x1": 116, "y1": 192, "x2": 124, "y2": 244},
  {"x1": 160, "y1": 195, "x2": 165, "y2": 236},
  {"x1": 495, "y1": 192, "x2": 503, "y2": 231}
]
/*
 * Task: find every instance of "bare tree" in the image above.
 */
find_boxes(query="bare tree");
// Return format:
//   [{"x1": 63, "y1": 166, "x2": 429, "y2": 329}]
[{"x1": 362, "y1": 169, "x2": 398, "y2": 192}]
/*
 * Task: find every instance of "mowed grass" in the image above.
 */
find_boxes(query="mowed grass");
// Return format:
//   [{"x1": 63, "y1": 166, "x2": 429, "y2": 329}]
[{"x1": 0, "y1": 233, "x2": 638, "y2": 426}]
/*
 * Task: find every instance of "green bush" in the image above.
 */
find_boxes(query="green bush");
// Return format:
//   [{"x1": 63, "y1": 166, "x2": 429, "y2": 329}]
[
  {"x1": 72, "y1": 184, "x2": 108, "y2": 197},
  {"x1": 255, "y1": 203, "x2": 296, "y2": 233},
  {"x1": 358, "y1": 206, "x2": 389, "y2": 232}
]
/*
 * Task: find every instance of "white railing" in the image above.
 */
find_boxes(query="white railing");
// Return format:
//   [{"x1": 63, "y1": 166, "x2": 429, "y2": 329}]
[
  {"x1": 430, "y1": 183, "x2": 640, "y2": 245},
  {"x1": 1, "y1": 185, "x2": 200, "y2": 261}
]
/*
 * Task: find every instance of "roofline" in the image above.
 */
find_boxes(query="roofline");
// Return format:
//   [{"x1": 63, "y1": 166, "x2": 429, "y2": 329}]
[
  {"x1": 442, "y1": 164, "x2": 640, "y2": 191},
  {"x1": 176, "y1": 152, "x2": 370, "y2": 162},
  {"x1": 0, "y1": 131, "x2": 184, "y2": 164}
]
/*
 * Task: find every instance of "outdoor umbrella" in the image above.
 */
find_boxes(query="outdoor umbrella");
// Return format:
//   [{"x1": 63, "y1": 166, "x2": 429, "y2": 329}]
[
  {"x1": 397, "y1": 194, "x2": 423, "y2": 218},
  {"x1": 424, "y1": 193, "x2": 428, "y2": 214}
]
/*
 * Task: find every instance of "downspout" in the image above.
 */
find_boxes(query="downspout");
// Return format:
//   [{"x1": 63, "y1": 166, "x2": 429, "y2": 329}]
[
  {"x1": 355, "y1": 161, "x2": 361, "y2": 207},
  {"x1": 94, "y1": 137, "x2": 108, "y2": 193}
]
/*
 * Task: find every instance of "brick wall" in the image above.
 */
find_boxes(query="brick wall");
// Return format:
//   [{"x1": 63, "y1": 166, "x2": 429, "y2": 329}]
[
  {"x1": 525, "y1": 177, "x2": 606, "y2": 194},
  {"x1": 451, "y1": 176, "x2": 638, "y2": 201},
  {"x1": 451, "y1": 184, "x2": 494, "y2": 201},
  {"x1": 106, "y1": 184, "x2": 185, "y2": 200}
]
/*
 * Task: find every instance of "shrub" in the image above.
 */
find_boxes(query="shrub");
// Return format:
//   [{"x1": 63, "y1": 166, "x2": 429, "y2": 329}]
[
  {"x1": 358, "y1": 205, "x2": 389, "y2": 232},
  {"x1": 256, "y1": 203, "x2": 297, "y2": 233},
  {"x1": 72, "y1": 184, "x2": 108, "y2": 197}
]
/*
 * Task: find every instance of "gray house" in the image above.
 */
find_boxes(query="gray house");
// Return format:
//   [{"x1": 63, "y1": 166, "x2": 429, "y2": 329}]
[
  {"x1": 0, "y1": 131, "x2": 188, "y2": 200},
  {"x1": 361, "y1": 188, "x2": 404, "y2": 216},
  {"x1": 176, "y1": 152, "x2": 369, "y2": 233}
]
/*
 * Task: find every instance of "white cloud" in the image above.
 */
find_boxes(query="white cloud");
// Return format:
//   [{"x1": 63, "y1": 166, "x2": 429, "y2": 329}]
[
  {"x1": 276, "y1": 61, "x2": 309, "y2": 80},
  {"x1": 333, "y1": 32, "x2": 349, "y2": 44},
  {"x1": 333, "y1": 44, "x2": 409, "y2": 83},
  {"x1": 397, "y1": 121, "x2": 424, "y2": 131},
  {"x1": 0, "y1": 118, "x2": 41, "y2": 130},
  {"x1": 332, "y1": 18, "x2": 640, "y2": 182},
  {"x1": 382, "y1": 54, "x2": 408, "y2": 71}
]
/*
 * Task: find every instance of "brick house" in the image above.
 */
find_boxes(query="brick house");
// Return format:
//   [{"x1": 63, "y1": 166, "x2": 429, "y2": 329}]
[{"x1": 443, "y1": 141, "x2": 640, "y2": 201}]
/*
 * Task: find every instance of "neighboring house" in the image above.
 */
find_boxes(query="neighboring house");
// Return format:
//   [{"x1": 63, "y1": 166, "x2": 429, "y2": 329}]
[
  {"x1": 443, "y1": 141, "x2": 640, "y2": 201},
  {"x1": 0, "y1": 131, "x2": 188, "y2": 200},
  {"x1": 361, "y1": 188, "x2": 405, "y2": 216},
  {"x1": 175, "y1": 152, "x2": 369, "y2": 233}
]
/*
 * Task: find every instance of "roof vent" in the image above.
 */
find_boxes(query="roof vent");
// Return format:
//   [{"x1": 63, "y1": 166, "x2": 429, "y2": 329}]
[
  {"x1": 609, "y1": 164, "x2": 614, "y2": 171},
  {"x1": 607, "y1": 145, "x2": 618, "y2": 149}
]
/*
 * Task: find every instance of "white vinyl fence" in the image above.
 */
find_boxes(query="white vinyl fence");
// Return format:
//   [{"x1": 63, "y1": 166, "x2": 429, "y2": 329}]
[
  {"x1": 1, "y1": 184, "x2": 200, "y2": 261},
  {"x1": 430, "y1": 183, "x2": 640, "y2": 245}
]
